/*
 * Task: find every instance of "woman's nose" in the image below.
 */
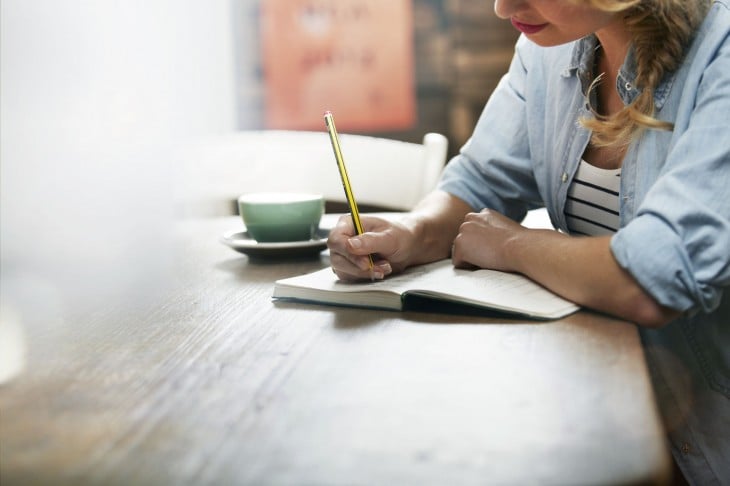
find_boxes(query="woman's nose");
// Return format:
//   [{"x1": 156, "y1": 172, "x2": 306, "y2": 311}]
[{"x1": 494, "y1": 0, "x2": 524, "y2": 19}]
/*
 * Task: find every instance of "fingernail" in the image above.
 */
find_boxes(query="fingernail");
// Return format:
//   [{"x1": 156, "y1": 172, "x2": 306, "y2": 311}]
[
  {"x1": 379, "y1": 263, "x2": 392, "y2": 275},
  {"x1": 349, "y1": 238, "x2": 362, "y2": 249}
]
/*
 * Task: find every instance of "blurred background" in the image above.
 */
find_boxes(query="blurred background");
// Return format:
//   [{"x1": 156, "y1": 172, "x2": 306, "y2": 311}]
[
  {"x1": 0, "y1": 0, "x2": 517, "y2": 377},
  {"x1": 1, "y1": 1, "x2": 237, "y2": 325},
  {"x1": 237, "y1": 0, "x2": 519, "y2": 152}
]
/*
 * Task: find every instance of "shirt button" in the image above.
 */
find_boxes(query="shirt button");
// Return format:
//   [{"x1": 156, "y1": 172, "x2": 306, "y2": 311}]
[
  {"x1": 561, "y1": 172, "x2": 568, "y2": 183},
  {"x1": 681, "y1": 443, "x2": 691, "y2": 454}
]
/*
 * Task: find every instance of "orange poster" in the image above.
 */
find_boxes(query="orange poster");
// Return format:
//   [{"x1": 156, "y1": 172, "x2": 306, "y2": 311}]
[{"x1": 261, "y1": 0, "x2": 415, "y2": 131}]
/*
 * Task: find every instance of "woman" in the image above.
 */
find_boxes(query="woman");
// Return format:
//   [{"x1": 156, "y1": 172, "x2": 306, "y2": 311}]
[{"x1": 328, "y1": 0, "x2": 729, "y2": 483}]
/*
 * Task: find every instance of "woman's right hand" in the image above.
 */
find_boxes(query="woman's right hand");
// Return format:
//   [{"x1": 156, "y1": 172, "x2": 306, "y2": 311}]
[
  {"x1": 327, "y1": 214, "x2": 420, "y2": 281},
  {"x1": 327, "y1": 191, "x2": 473, "y2": 281}
]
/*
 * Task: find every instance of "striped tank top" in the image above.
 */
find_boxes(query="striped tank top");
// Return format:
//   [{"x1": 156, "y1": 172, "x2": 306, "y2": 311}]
[{"x1": 565, "y1": 160, "x2": 621, "y2": 236}]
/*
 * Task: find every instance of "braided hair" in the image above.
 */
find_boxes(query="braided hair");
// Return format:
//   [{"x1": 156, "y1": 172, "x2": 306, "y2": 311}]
[{"x1": 579, "y1": 0, "x2": 711, "y2": 147}]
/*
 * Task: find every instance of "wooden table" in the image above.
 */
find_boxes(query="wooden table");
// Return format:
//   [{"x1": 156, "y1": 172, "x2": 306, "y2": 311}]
[{"x1": 0, "y1": 216, "x2": 671, "y2": 485}]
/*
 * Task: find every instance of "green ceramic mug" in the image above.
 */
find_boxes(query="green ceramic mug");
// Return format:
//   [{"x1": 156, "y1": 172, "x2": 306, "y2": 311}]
[{"x1": 238, "y1": 192, "x2": 324, "y2": 242}]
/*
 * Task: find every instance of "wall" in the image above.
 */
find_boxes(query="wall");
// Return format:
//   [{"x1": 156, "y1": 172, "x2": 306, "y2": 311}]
[{"x1": 233, "y1": 0, "x2": 519, "y2": 156}]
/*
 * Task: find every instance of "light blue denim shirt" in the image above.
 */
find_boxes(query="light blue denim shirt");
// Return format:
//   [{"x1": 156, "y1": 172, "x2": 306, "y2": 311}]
[{"x1": 438, "y1": 2, "x2": 730, "y2": 483}]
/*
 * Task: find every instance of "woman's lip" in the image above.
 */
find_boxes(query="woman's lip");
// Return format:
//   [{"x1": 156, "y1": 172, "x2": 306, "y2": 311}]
[{"x1": 511, "y1": 18, "x2": 548, "y2": 34}]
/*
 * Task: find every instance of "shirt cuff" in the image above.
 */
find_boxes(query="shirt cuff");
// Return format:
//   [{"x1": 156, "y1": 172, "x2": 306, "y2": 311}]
[{"x1": 610, "y1": 216, "x2": 722, "y2": 314}]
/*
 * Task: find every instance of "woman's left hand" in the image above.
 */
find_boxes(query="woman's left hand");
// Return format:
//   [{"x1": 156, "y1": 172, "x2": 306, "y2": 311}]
[
  {"x1": 451, "y1": 209, "x2": 526, "y2": 272},
  {"x1": 451, "y1": 208, "x2": 679, "y2": 328}
]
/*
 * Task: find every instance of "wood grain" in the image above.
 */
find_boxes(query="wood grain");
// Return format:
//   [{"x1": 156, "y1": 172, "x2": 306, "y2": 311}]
[{"x1": 0, "y1": 216, "x2": 670, "y2": 485}]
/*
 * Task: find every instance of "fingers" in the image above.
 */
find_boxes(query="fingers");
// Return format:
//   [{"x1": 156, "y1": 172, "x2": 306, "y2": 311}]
[
  {"x1": 452, "y1": 209, "x2": 523, "y2": 272},
  {"x1": 330, "y1": 252, "x2": 392, "y2": 281},
  {"x1": 346, "y1": 230, "x2": 400, "y2": 257},
  {"x1": 327, "y1": 215, "x2": 395, "y2": 281},
  {"x1": 450, "y1": 232, "x2": 471, "y2": 269},
  {"x1": 452, "y1": 211, "x2": 493, "y2": 268}
]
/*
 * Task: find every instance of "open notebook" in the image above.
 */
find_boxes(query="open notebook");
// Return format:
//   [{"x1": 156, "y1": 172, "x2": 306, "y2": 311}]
[{"x1": 273, "y1": 259, "x2": 579, "y2": 320}]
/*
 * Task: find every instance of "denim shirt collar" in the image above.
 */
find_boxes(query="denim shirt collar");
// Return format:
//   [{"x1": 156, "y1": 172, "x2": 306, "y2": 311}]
[{"x1": 561, "y1": 34, "x2": 674, "y2": 110}]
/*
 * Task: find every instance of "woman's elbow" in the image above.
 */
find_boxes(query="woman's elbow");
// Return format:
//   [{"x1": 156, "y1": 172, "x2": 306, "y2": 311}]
[{"x1": 624, "y1": 293, "x2": 681, "y2": 329}]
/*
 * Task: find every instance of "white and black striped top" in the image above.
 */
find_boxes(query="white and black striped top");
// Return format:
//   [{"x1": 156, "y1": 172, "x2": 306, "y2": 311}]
[{"x1": 565, "y1": 160, "x2": 621, "y2": 236}]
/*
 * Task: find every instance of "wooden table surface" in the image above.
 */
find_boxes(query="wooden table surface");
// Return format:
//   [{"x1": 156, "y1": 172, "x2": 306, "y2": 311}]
[{"x1": 0, "y1": 216, "x2": 671, "y2": 485}]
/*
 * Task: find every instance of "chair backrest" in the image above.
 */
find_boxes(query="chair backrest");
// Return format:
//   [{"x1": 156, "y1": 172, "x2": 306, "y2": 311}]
[{"x1": 176, "y1": 130, "x2": 449, "y2": 216}]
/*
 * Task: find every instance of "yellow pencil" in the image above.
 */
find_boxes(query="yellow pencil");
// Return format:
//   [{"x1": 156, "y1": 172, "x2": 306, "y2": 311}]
[{"x1": 323, "y1": 111, "x2": 375, "y2": 274}]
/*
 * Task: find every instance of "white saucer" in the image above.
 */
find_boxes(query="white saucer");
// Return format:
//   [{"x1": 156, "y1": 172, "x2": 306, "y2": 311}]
[{"x1": 220, "y1": 228, "x2": 329, "y2": 258}]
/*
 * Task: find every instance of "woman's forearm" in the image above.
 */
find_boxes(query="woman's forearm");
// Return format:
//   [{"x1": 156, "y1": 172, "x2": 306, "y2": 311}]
[
  {"x1": 403, "y1": 191, "x2": 473, "y2": 266},
  {"x1": 506, "y1": 229, "x2": 680, "y2": 327}
]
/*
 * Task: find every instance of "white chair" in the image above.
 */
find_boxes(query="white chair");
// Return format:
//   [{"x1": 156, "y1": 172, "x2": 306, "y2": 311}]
[{"x1": 175, "y1": 130, "x2": 449, "y2": 216}]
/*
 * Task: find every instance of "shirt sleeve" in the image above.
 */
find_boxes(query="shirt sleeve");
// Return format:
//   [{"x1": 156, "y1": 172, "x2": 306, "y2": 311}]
[
  {"x1": 611, "y1": 36, "x2": 730, "y2": 314},
  {"x1": 437, "y1": 36, "x2": 542, "y2": 222}
]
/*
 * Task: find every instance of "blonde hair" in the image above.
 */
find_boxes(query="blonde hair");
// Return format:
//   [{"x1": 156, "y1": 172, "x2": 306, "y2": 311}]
[{"x1": 579, "y1": 0, "x2": 711, "y2": 147}]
